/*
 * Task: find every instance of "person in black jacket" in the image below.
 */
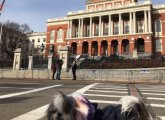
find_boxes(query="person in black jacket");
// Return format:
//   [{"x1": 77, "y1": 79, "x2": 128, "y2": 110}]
[
  {"x1": 51, "y1": 63, "x2": 56, "y2": 80},
  {"x1": 71, "y1": 60, "x2": 77, "y2": 80}
]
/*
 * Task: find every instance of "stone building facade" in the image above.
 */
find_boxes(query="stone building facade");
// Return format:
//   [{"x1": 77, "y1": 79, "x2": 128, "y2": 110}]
[
  {"x1": 28, "y1": 32, "x2": 46, "y2": 55},
  {"x1": 46, "y1": 0, "x2": 165, "y2": 58}
]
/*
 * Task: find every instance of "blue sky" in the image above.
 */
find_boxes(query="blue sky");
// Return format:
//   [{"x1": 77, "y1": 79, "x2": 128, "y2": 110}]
[{"x1": 1, "y1": 0, "x2": 165, "y2": 32}]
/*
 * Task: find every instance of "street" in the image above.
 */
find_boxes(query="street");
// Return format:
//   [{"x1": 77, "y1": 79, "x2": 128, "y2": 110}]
[{"x1": 0, "y1": 79, "x2": 164, "y2": 120}]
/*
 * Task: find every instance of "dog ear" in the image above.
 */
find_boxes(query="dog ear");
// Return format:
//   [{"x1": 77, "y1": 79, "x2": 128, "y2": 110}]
[
  {"x1": 121, "y1": 97, "x2": 149, "y2": 120},
  {"x1": 63, "y1": 96, "x2": 75, "y2": 114},
  {"x1": 122, "y1": 103, "x2": 140, "y2": 120},
  {"x1": 56, "y1": 91, "x2": 76, "y2": 114},
  {"x1": 47, "y1": 102, "x2": 57, "y2": 120}
]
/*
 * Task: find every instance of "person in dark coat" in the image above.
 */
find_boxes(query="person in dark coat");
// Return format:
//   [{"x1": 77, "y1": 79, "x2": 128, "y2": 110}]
[
  {"x1": 56, "y1": 59, "x2": 63, "y2": 80},
  {"x1": 71, "y1": 60, "x2": 77, "y2": 80},
  {"x1": 51, "y1": 63, "x2": 56, "y2": 80}
]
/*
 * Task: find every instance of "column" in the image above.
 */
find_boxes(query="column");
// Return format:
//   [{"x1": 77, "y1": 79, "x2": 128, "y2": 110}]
[
  {"x1": 81, "y1": 18, "x2": 84, "y2": 37},
  {"x1": 88, "y1": 43, "x2": 92, "y2": 56},
  {"x1": 90, "y1": 17, "x2": 92, "y2": 37},
  {"x1": 111, "y1": 18, "x2": 113, "y2": 35},
  {"x1": 118, "y1": 41, "x2": 122, "y2": 55},
  {"x1": 130, "y1": 41, "x2": 134, "y2": 54},
  {"x1": 121, "y1": 15, "x2": 123, "y2": 34},
  {"x1": 67, "y1": 20, "x2": 70, "y2": 38},
  {"x1": 70, "y1": 20, "x2": 72, "y2": 38},
  {"x1": 109, "y1": 15, "x2": 111, "y2": 36},
  {"x1": 28, "y1": 56, "x2": 33, "y2": 70},
  {"x1": 13, "y1": 48, "x2": 22, "y2": 70},
  {"x1": 77, "y1": 44, "x2": 82, "y2": 55},
  {"x1": 101, "y1": 19, "x2": 104, "y2": 36},
  {"x1": 145, "y1": 40, "x2": 152, "y2": 53},
  {"x1": 47, "y1": 55, "x2": 53, "y2": 70},
  {"x1": 133, "y1": 12, "x2": 136, "y2": 33},
  {"x1": 78, "y1": 19, "x2": 81, "y2": 38},
  {"x1": 129, "y1": 12, "x2": 132, "y2": 34},
  {"x1": 148, "y1": 10, "x2": 152, "y2": 33},
  {"x1": 99, "y1": 16, "x2": 101, "y2": 36},
  {"x1": 119, "y1": 13, "x2": 121, "y2": 34},
  {"x1": 108, "y1": 43, "x2": 111, "y2": 56},
  {"x1": 92, "y1": 21, "x2": 94, "y2": 36},
  {"x1": 98, "y1": 42, "x2": 101, "y2": 56},
  {"x1": 144, "y1": 10, "x2": 148, "y2": 33}
]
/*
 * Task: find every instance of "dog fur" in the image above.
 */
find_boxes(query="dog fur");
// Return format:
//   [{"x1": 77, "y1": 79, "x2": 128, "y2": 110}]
[
  {"x1": 94, "y1": 96, "x2": 150, "y2": 120},
  {"x1": 46, "y1": 92, "x2": 95, "y2": 120},
  {"x1": 47, "y1": 93, "x2": 150, "y2": 120}
]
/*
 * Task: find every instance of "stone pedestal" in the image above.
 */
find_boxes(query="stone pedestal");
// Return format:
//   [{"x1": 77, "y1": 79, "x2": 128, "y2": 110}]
[
  {"x1": 48, "y1": 55, "x2": 53, "y2": 70},
  {"x1": 132, "y1": 49, "x2": 138, "y2": 59},
  {"x1": 59, "y1": 46, "x2": 70, "y2": 70},
  {"x1": 28, "y1": 56, "x2": 33, "y2": 70},
  {"x1": 13, "y1": 48, "x2": 22, "y2": 70}
]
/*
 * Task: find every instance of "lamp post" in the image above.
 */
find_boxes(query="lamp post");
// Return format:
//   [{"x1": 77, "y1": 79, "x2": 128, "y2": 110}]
[
  {"x1": 40, "y1": 43, "x2": 45, "y2": 57},
  {"x1": 31, "y1": 41, "x2": 34, "y2": 79}
]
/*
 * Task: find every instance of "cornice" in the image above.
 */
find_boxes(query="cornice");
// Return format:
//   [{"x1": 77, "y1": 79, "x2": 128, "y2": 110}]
[{"x1": 67, "y1": 3, "x2": 151, "y2": 19}]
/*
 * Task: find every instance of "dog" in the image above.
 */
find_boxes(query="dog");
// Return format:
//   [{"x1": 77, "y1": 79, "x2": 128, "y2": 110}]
[
  {"x1": 46, "y1": 92, "x2": 95, "y2": 120},
  {"x1": 94, "y1": 96, "x2": 151, "y2": 120},
  {"x1": 47, "y1": 93, "x2": 150, "y2": 120}
]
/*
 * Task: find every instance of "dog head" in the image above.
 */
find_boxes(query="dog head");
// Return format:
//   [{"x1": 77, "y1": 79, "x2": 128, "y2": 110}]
[
  {"x1": 120, "y1": 96, "x2": 149, "y2": 120},
  {"x1": 47, "y1": 93, "x2": 76, "y2": 120},
  {"x1": 47, "y1": 92, "x2": 95, "y2": 120}
]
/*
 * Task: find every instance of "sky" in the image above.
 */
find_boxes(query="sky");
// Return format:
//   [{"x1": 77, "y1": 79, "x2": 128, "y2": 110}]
[{"x1": 1, "y1": 0, "x2": 165, "y2": 32}]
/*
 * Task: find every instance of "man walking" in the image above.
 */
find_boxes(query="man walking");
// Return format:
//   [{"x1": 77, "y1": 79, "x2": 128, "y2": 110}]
[
  {"x1": 71, "y1": 60, "x2": 77, "y2": 80},
  {"x1": 51, "y1": 62, "x2": 56, "y2": 80}
]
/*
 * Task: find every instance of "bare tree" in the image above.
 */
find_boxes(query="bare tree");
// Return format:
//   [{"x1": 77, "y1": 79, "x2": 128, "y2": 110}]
[{"x1": 0, "y1": 20, "x2": 33, "y2": 61}]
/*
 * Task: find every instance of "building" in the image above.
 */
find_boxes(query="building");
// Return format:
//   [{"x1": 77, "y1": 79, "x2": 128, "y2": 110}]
[
  {"x1": 28, "y1": 32, "x2": 46, "y2": 55},
  {"x1": 46, "y1": 0, "x2": 165, "y2": 58}
]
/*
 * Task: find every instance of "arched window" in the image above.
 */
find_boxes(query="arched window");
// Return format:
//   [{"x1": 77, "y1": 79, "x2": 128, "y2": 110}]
[
  {"x1": 57, "y1": 29, "x2": 63, "y2": 42},
  {"x1": 155, "y1": 20, "x2": 162, "y2": 35},
  {"x1": 50, "y1": 30, "x2": 55, "y2": 43}
]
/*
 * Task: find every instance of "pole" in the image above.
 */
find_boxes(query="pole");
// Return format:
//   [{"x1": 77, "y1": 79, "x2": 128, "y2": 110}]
[
  {"x1": 0, "y1": 0, "x2": 6, "y2": 43},
  {"x1": 0, "y1": 8, "x2": 4, "y2": 61},
  {"x1": 32, "y1": 42, "x2": 34, "y2": 79}
]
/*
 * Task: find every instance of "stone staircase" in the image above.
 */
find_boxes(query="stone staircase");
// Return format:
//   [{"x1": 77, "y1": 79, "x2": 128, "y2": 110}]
[{"x1": 61, "y1": 69, "x2": 72, "y2": 79}]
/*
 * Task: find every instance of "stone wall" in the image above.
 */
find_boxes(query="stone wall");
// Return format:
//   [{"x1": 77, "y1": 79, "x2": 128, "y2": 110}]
[{"x1": 0, "y1": 68, "x2": 165, "y2": 83}]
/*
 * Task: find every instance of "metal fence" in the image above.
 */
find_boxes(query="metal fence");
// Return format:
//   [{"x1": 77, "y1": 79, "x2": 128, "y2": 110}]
[{"x1": 33, "y1": 55, "x2": 48, "y2": 69}]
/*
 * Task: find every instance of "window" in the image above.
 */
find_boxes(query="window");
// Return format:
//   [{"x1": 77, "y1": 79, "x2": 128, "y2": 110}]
[
  {"x1": 32, "y1": 39, "x2": 35, "y2": 43},
  {"x1": 43, "y1": 38, "x2": 46, "y2": 42},
  {"x1": 57, "y1": 29, "x2": 63, "y2": 42},
  {"x1": 103, "y1": 23, "x2": 108, "y2": 35},
  {"x1": 38, "y1": 39, "x2": 40, "y2": 42},
  {"x1": 156, "y1": 39, "x2": 162, "y2": 52},
  {"x1": 137, "y1": 21, "x2": 144, "y2": 33},
  {"x1": 50, "y1": 30, "x2": 55, "y2": 43},
  {"x1": 124, "y1": 21, "x2": 129, "y2": 34},
  {"x1": 114, "y1": 22, "x2": 119, "y2": 35},
  {"x1": 37, "y1": 45, "x2": 40, "y2": 49},
  {"x1": 155, "y1": 20, "x2": 162, "y2": 36},
  {"x1": 87, "y1": 25, "x2": 90, "y2": 37},
  {"x1": 95, "y1": 24, "x2": 99, "y2": 36}
]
